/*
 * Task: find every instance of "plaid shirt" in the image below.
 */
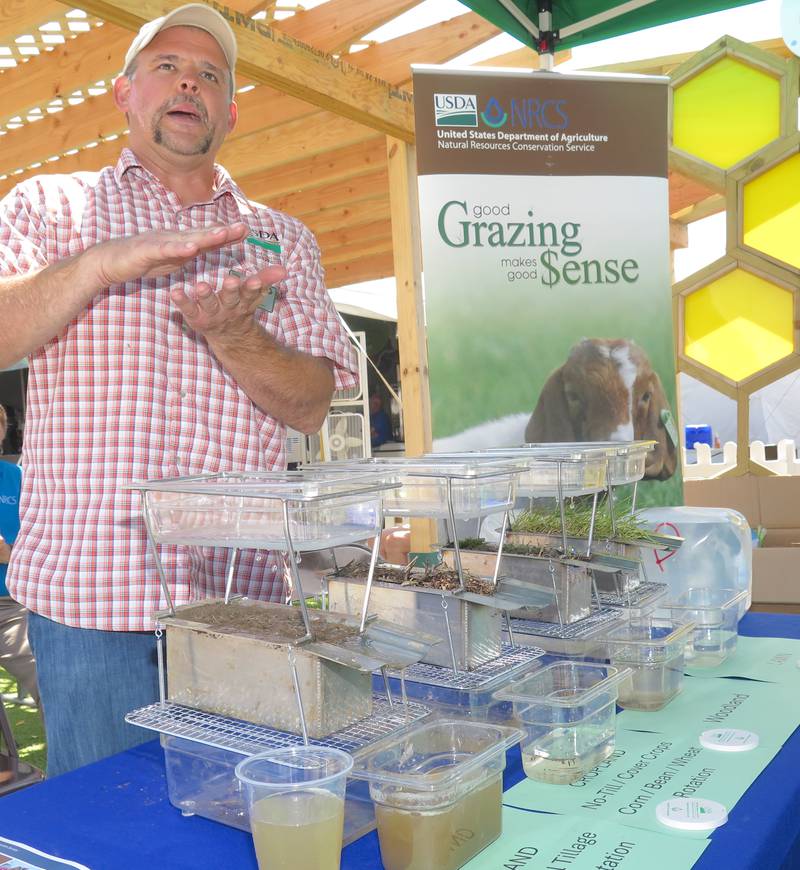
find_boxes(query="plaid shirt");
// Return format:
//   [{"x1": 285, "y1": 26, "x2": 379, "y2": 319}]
[{"x1": 0, "y1": 149, "x2": 357, "y2": 631}]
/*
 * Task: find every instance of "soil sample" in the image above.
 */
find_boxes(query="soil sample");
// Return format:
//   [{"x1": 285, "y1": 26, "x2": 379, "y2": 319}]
[
  {"x1": 177, "y1": 601, "x2": 360, "y2": 646},
  {"x1": 338, "y1": 560, "x2": 498, "y2": 597}
]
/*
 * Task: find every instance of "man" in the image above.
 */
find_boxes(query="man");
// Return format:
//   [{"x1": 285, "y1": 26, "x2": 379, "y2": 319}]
[
  {"x1": 0, "y1": 4, "x2": 356, "y2": 776},
  {"x1": 0, "y1": 405, "x2": 39, "y2": 708}
]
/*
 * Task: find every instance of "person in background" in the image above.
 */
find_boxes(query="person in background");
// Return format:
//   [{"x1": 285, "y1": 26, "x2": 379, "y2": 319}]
[
  {"x1": 370, "y1": 393, "x2": 392, "y2": 449},
  {"x1": 0, "y1": 4, "x2": 356, "y2": 776},
  {"x1": 0, "y1": 405, "x2": 39, "y2": 708}
]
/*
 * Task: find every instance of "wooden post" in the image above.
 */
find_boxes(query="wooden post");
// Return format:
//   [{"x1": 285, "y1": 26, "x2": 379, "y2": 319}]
[{"x1": 386, "y1": 135, "x2": 436, "y2": 553}]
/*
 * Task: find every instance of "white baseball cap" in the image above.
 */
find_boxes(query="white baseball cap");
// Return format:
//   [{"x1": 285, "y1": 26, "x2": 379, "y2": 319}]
[{"x1": 123, "y1": 3, "x2": 237, "y2": 74}]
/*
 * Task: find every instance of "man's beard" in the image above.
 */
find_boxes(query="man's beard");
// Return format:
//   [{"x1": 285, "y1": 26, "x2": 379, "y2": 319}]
[
  {"x1": 152, "y1": 119, "x2": 215, "y2": 155},
  {"x1": 151, "y1": 98, "x2": 215, "y2": 155}
]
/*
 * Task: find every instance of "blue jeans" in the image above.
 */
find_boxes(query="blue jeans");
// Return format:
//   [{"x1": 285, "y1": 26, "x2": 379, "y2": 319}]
[{"x1": 27, "y1": 612, "x2": 160, "y2": 777}]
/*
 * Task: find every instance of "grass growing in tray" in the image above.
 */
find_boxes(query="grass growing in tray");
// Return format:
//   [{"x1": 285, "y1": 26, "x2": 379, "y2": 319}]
[{"x1": 510, "y1": 499, "x2": 661, "y2": 544}]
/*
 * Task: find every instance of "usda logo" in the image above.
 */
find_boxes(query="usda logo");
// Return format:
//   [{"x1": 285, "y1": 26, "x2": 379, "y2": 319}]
[{"x1": 434, "y1": 93, "x2": 478, "y2": 127}]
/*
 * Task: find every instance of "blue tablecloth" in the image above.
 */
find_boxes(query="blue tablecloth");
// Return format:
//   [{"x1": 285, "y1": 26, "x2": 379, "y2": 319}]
[{"x1": 0, "y1": 612, "x2": 798, "y2": 870}]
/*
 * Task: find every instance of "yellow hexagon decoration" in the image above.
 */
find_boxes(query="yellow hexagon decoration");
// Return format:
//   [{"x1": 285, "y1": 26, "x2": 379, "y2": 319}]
[
  {"x1": 684, "y1": 267, "x2": 794, "y2": 382},
  {"x1": 742, "y1": 150, "x2": 800, "y2": 270},
  {"x1": 673, "y1": 56, "x2": 781, "y2": 170}
]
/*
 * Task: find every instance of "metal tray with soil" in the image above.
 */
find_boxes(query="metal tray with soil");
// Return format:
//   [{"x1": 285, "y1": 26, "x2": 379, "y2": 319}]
[
  {"x1": 160, "y1": 598, "x2": 440, "y2": 739},
  {"x1": 324, "y1": 562, "x2": 524, "y2": 672}
]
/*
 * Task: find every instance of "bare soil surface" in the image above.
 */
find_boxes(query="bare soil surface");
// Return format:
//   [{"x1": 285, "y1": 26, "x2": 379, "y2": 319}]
[{"x1": 176, "y1": 601, "x2": 359, "y2": 645}]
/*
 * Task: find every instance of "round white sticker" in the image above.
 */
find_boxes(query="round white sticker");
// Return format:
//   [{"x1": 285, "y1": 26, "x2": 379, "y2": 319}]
[
  {"x1": 699, "y1": 729, "x2": 759, "y2": 752},
  {"x1": 656, "y1": 798, "x2": 728, "y2": 832}
]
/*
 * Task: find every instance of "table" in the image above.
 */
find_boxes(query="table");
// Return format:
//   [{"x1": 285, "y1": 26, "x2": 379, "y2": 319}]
[{"x1": 0, "y1": 612, "x2": 798, "y2": 869}]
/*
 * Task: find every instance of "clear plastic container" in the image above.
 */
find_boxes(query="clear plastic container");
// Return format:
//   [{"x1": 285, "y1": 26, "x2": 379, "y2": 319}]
[
  {"x1": 160, "y1": 735, "x2": 377, "y2": 846},
  {"x1": 637, "y1": 507, "x2": 752, "y2": 616},
  {"x1": 524, "y1": 441, "x2": 656, "y2": 486},
  {"x1": 664, "y1": 588, "x2": 747, "y2": 668},
  {"x1": 129, "y1": 471, "x2": 399, "y2": 551},
  {"x1": 315, "y1": 458, "x2": 520, "y2": 519},
  {"x1": 603, "y1": 617, "x2": 695, "y2": 711},
  {"x1": 432, "y1": 448, "x2": 609, "y2": 498},
  {"x1": 604, "y1": 441, "x2": 657, "y2": 485},
  {"x1": 148, "y1": 691, "x2": 432, "y2": 847},
  {"x1": 494, "y1": 662, "x2": 630, "y2": 784},
  {"x1": 235, "y1": 746, "x2": 352, "y2": 870},
  {"x1": 351, "y1": 720, "x2": 523, "y2": 870}
]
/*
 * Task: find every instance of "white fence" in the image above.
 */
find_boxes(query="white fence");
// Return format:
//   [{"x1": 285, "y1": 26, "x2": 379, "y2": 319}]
[{"x1": 682, "y1": 439, "x2": 800, "y2": 479}]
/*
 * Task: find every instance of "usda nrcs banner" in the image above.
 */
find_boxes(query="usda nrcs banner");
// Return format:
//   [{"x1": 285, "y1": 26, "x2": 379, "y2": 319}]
[{"x1": 413, "y1": 67, "x2": 681, "y2": 506}]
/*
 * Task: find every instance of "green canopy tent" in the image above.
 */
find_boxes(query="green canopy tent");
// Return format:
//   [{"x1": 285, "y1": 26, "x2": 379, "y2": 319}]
[{"x1": 459, "y1": 0, "x2": 762, "y2": 66}]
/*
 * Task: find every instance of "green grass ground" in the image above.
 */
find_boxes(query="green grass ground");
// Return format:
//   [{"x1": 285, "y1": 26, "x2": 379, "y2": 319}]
[{"x1": 0, "y1": 667, "x2": 46, "y2": 772}]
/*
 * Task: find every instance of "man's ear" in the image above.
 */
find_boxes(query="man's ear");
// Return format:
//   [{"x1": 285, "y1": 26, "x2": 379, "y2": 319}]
[
  {"x1": 113, "y1": 75, "x2": 132, "y2": 113},
  {"x1": 227, "y1": 99, "x2": 238, "y2": 134}
]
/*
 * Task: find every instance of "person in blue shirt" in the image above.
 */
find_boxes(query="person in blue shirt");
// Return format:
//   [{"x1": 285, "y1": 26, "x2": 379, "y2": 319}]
[
  {"x1": 369, "y1": 393, "x2": 392, "y2": 448},
  {"x1": 0, "y1": 405, "x2": 39, "y2": 706}
]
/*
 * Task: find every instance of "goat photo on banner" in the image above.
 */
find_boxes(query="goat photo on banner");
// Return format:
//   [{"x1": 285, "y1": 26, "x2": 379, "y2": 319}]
[{"x1": 414, "y1": 66, "x2": 681, "y2": 506}]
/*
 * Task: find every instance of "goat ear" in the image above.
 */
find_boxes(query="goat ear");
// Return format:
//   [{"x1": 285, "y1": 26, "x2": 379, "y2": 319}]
[
  {"x1": 525, "y1": 367, "x2": 578, "y2": 443},
  {"x1": 648, "y1": 370, "x2": 678, "y2": 480}
]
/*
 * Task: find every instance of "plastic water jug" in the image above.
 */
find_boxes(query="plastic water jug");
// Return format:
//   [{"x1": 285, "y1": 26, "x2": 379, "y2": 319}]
[{"x1": 636, "y1": 506, "x2": 752, "y2": 618}]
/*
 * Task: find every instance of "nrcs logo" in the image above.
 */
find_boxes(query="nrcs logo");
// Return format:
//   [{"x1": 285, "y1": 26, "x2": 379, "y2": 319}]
[{"x1": 434, "y1": 93, "x2": 478, "y2": 127}]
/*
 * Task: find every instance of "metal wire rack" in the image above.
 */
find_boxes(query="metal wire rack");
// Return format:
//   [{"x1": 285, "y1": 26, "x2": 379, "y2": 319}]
[
  {"x1": 126, "y1": 694, "x2": 430, "y2": 757},
  {"x1": 390, "y1": 642, "x2": 545, "y2": 690},
  {"x1": 597, "y1": 581, "x2": 669, "y2": 610},
  {"x1": 509, "y1": 605, "x2": 621, "y2": 640}
]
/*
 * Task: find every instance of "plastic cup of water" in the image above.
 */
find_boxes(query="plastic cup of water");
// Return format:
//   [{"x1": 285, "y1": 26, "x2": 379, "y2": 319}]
[{"x1": 235, "y1": 746, "x2": 353, "y2": 870}]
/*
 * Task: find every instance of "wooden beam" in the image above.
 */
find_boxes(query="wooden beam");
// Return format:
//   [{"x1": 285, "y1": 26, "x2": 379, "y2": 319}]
[
  {"x1": 671, "y1": 193, "x2": 726, "y2": 225},
  {"x1": 315, "y1": 218, "x2": 393, "y2": 252},
  {"x1": 0, "y1": 77, "x2": 327, "y2": 177},
  {"x1": 301, "y1": 197, "x2": 390, "y2": 237},
  {"x1": 322, "y1": 236, "x2": 394, "y2": 267},
  {"x1": 72, "y1": 0, "x2": 415, "y2": 141},
  {"x1": 669, "y1": 219, "x2": 688, "y2": 250},
  {"x1": 0, "y1": 0, "x2": 410, "y2": 128},
  {"x1": 0, "y1": 0, "x2": 71, "y2": 43},
  {"x1": 349, "y1": 12, "x2": 500, "y2": 87},
  {"x1": 0, "y1": 137, "x2": 122, "y2": 198},
  {"x1": 4, "y1": 5, "x2": 469, "y2": 180},
  {"x1": 279, "y1": 0, "x2": 420, "y2": 54},
  {"x1": 267, "y1": 168, "x2": 389, "y2": 220},
  {"x1": 585, "y1": 37, "x2": 794, "y2": 77},
  {"x1": 668, "y1": 168, "x2": 719, "y2": 216},
  {"x1": 385, "y1": 136, "x2": 434, "y2": 549},
  {"x1": 385, "y1": 135, "x2": 430, "y2": 458},
  {"x1": 220, "y1": 112, "x2": 376, "y2": 178},
  {"x1": 0, "y1": 93, "x2": 124, "y2": 176},
  {"x1": 0, "y1": 24, "x2": 131, "y2": 130},
  {"x1": 238, "y1": 137, "x2": 386, "y2": 202},
  {"x1": 0, "y1": 111, "x2": 375, "y2": 197},
  {"x1": 324, "y1": 251, "x2": 395, "y2": 288},
  {"x1": 3, "y1": 8, "x2": 492, "y2": 182}
]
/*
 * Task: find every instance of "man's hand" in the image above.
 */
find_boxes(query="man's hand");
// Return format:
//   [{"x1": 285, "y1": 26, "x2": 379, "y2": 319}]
[
  {"x1": 169, "y1": 262, "x2": 288, "y2": 346},
  {"x1": 0, "y1": 540, "x2": 11, "y2": 564},
  {"x1": 89, "y1": 222, "x2": 251, "y2": 287}
]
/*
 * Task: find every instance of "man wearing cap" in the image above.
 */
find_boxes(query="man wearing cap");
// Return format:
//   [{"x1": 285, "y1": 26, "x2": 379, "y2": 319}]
[{"x1": 0, "y1": 4, "x2": 357, "y2": 776}]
